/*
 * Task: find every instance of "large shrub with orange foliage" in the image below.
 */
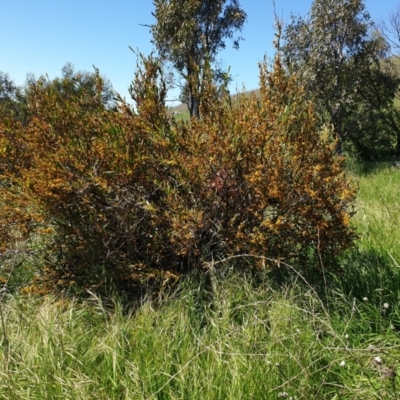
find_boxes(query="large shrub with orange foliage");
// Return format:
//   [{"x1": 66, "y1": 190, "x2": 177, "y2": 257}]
[{"x1": 0, "y1": 54, "x2": 356, "y2": 292}]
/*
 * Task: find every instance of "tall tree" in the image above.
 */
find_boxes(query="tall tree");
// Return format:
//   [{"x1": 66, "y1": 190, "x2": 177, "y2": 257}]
[
  {"x1": 281, "y1": 0, "x2": 399, "y2": 158},
  {"x1": 151, "y1": 0, "x2": 247, "y2": 117},
  {"x1": 377, "y1": 4, "x2": 400, "y2": 156}
]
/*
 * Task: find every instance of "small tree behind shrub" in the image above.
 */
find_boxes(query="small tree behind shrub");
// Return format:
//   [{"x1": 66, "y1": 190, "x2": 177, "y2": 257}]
[{"x1": 0, "y1": 54, "x2": 357, "y2": 293}]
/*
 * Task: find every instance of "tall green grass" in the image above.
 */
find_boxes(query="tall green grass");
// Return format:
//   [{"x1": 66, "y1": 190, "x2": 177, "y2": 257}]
[
  {"x1": 1, "y1": 275, "x2": 399, "y2": 399},
  {"x1": 337, "y1": 161, "x2": 400, "y2": 306},
  {"x1": 1, "y1": 161, "x2": 400, "y2": 399}
]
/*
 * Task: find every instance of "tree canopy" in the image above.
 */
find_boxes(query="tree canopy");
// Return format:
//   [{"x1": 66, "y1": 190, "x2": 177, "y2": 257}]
[
  {"x1": 35, "y1": 63, "x2": 117, "y2": 110},
  {"x1": 281, "y1": 0, "x2": 399, "y2": 158},
  {"x1": 0, "y1": 72, "x2": 27, "y2": 123},
  {"x1": 151, "y1": 0, "x2": 247, "y2": 117}
]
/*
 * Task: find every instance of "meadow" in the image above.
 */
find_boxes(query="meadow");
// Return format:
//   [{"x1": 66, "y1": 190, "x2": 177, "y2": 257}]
[{"x1": 0, "y1": 161, "x2": 400, "y2": 399}]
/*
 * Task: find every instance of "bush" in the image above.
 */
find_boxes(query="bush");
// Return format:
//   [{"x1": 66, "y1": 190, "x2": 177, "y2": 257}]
[{"x1": 0, "y1": 54, "x2": 357, "y2": 293}]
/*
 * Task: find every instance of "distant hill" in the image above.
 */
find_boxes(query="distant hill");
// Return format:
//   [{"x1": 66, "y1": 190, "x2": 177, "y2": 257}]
[
  {"x1": 168, "y1": 102, "x2": 190, "y2": 114},
  {"x1": 168, "y1": 88, "x2": 261, "y2": 115}
]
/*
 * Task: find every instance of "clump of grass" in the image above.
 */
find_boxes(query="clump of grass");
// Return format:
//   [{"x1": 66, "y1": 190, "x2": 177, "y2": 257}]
[{"x1": 0, "y1": 268, "x2": 399, "y2": 399}]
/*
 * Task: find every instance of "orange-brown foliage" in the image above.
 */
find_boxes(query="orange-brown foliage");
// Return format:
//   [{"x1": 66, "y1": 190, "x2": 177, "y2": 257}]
[{"x1": 0, "y1": 55, "x2": 357, "y2": 292}]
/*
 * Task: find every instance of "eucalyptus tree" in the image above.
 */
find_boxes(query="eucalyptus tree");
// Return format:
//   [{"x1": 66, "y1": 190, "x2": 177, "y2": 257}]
[
  {"x1": 151, "y1": 0, "x2": 247, "y2": 117},
  {"x1": 282, "y1": 0, "x2": 399, "y2": 158}
]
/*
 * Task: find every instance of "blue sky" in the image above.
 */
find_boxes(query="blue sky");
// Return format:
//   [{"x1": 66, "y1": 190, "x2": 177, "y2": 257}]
[{"x1": 1, "y1": 0, "x2": 399, "y2": 104}]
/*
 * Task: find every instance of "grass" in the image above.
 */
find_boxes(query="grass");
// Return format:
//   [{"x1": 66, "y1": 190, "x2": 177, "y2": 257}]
[
  {"x1": 351, "y1": 162, "x2": 400, "y2": 258},
  {"x1": 336, "y1": 161, "x2": 400, "y2": 305},
  {"x1": 1, "y1": 161, "x2": 400, "y2": 399}
]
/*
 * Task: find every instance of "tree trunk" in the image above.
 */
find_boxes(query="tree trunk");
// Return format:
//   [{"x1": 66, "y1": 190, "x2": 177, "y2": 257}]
[{"x1": 332, "y1": 107, "x2": 344, "y2": 155}]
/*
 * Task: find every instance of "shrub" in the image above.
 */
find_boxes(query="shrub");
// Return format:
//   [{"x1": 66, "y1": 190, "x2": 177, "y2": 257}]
[{"x1": 0, "y1": 54, "x2": 356, "y2": 293}]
